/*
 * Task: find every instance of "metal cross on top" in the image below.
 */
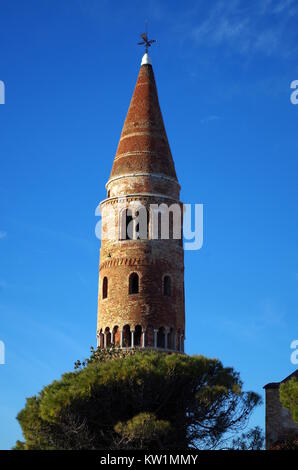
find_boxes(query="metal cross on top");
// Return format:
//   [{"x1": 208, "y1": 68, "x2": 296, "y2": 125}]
[{"x1": 138, "y1": 26, "x2": 157, "y2": 54}]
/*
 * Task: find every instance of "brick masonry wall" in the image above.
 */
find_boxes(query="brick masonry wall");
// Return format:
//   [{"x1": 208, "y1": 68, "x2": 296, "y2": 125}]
[
  {"x1": 97, "y1": 189, "x2": 185, "y2": 347},
  {"x1": 265, "y1": 387, "x2": 298, "y2": 448}
]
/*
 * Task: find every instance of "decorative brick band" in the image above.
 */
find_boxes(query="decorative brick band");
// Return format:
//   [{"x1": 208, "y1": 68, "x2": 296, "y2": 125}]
[
  {"x1": 106, "y1": 172, "x2": 180, "y2": 188},
  {"x1": 119, "y1": 131, "x2": 165, "y2": 142},
  {"x1": 100, "y1": 193, "x2": 180, "y2": 206},
  {"x1": 112, "y1": 151, "x2": 170, "y2": 164},
  {"x1": 99, "y1": 256, "x2": 182, "y2": 271}
]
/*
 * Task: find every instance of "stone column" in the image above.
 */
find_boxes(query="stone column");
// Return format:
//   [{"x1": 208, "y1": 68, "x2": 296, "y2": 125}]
[
  {"x1": 104, "y1": 332, "x2": 107, "y2": 349},
  {"x1": 96, "y1": 334, "x2": 100, "y2": 348},
  {"x1": 142, "y1": 330, "x2": 146, "y2": 348},
  {"x1": 164, "y1": 328, "x2": 169, "y2": 350},
  {"x1": 120, "y1": 329, "x2": 123, "y2": 348},
  {"x1": 131, "y1": 330, "x2": 135, "y2": 348},
  {"x1": 111, "y1": 331, "x2": 114, "y2": 345},
  {"x1": 154, "y1": 329, "x2": 158, "y2": 348},
  {"x1": 173, "y1": 332, "x2": 177, "y2": 351}
]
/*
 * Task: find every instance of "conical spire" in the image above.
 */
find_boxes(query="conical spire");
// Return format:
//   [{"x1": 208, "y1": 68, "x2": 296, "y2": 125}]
[{"x1": 109, "y1": 54, "x2": 178, "y2": 182}]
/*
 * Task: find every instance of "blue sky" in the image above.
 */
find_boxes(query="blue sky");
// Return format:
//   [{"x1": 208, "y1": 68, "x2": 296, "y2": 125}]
[{"x1": 0, "y1": 0, "x2": 298, "y2": 449}]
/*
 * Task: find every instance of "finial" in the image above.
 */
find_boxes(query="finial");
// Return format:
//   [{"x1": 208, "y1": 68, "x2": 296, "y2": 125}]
[{"x1": 137, "y1": 22, "x2": 156, "y2": 54}]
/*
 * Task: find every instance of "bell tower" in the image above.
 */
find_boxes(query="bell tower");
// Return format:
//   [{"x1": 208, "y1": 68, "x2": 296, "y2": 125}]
[{"x1": 97, "y1": 49, "x2": 185, "y2": 352}]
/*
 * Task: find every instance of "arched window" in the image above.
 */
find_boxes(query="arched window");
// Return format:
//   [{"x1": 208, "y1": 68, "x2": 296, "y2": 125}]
[
  {"x1": 129, "y1": 272, "x2": 139, "y2": 294},
  {"x1": 119, "y1": 207, "x2": 149, "y2": 240},
  {"x1": 119, "y1": 209, "x2": 133, "y2": 240},
  {"x1": 163, "y1": 275, "x2": 171, "y2": 296},
  {"x1": 102, "y1": 277, "x2": 108, "y2": 299},
  {"x1": 105, "y1": 327, "x2": 111, "y2": 347}
]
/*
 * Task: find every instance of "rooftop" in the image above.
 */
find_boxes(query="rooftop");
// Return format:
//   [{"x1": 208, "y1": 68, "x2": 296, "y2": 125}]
[{"x1": 263, "y1": 369, "x2": 298, "y2": 390}]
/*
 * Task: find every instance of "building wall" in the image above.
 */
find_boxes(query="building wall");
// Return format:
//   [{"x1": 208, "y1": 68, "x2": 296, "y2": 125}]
[{"x1": 265, "y1": 387, "x2": 298, "y2": 449}]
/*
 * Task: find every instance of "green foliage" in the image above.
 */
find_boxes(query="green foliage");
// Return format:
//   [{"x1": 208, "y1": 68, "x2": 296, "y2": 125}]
[
  {"x1": 280, "y1": 377, "x2": 298, "y2": 423},
  {"x1": 270, "y1": 434, "x2": 298, "y2": 450},
  {"x1": 114, "y1": 412, "x2": 171, "y2": 449},
  {"x1": 230, "y1": 426, "x2": 264, "y2": 450},
  {"x1": 16, "y1": 349, "x2": 261, "y2": 450},
  {"x1": 16, "y1": 396, "x2": 56, "y2": 450},
  {"x1": 12, "y1": 440, "x2": 26, "y2": 451}
]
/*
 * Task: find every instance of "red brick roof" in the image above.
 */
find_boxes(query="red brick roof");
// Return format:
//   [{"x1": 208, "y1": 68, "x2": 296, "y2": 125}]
[{"x1": 109, "y1": 61, "x2": 177, "y2": 181}]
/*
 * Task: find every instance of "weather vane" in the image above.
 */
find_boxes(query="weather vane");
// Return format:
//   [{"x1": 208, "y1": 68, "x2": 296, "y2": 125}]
[{"x1": 138, "y1": 22, "x2": 156, "y2": 54}]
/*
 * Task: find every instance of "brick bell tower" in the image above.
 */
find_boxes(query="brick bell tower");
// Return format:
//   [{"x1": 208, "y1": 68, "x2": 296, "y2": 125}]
[{"x1": 97, "y1": 49, "x2": 185, "y2": 352}]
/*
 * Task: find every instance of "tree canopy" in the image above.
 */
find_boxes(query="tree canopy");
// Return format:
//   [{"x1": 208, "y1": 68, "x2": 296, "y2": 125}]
[
  {"x1": 280, "y1": 376, "x2": 298, "y2": 423},
  {"x1": 16, "y1": 349, "x2": 262, "y2": 450}
]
